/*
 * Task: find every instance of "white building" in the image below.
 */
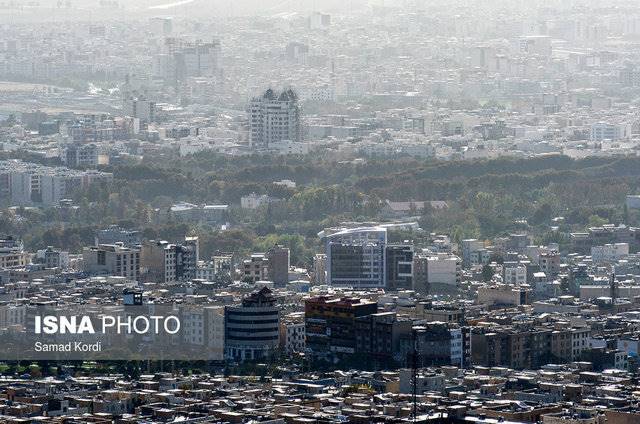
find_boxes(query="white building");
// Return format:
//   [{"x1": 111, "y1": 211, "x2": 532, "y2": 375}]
[
  {"x1": 181, "y1": 306, "x2": 224, "y2": 361},
  {"x1": 503, "y1": 263, "x2": 527, "y2": 285},
  {"x1": 308, "y1": 11, "x2": 330, "y2": 29},
  {"x1": 313, "y1": 253, "x2": 327, "y2": 285},
  {"x1": 0, "y1": 160, "x2": 112, "y2": 206},
  {"x1": 241, "y1": 193, "x2": 270, "y2": 210},
  {"x1": 591, "y1": 243, "x2": 629, "y2": 262},
  {"x1": 123, "y1": 97, "x2": 155, "y2": 123},
  {"x1": 169, "y1": 202, "x2": 228, "y2": 225},
  {"x1": 281, "y1": 315, "x2": 305, "y2": 354},
  {"x1": 450, "y1": 327, "x2": 464, "y2": 367},
  {"x1": 590, "y1": 122, "x2": 631, "y2": 142},
  {"x1": 426, "y1": 253, "x2": 461, "y2": 286},
  {"x1": 249, "y1": 88, "x2": 301, "y2": 149},
  {"x1": 197, "y1": 255, "x2": 232, "y2": 281},
  {"x1": 571, "y1": 327, "x2": 591, "y2": 361}
]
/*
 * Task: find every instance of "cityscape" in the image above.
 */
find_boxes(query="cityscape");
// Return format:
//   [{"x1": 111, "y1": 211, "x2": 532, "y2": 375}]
[{"x1": 2, "y1": 0, "x2": 640, "y2": 423}]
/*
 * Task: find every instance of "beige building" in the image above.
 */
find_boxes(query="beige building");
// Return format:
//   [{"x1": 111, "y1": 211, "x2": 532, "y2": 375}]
[
  {"x1": 82, "y1": 243, "x2": 140, "y2": 280},
  {"x1": 477, "y1": 285, "x2": 531, "y2": 307},
  {"x1": 242, "y1": 253, "x2": 269, "y2": 282},
  {"x1": 141, "y1": 238, "x2": 198, "y2": 283},
  {"x1": 0, "y1": 236, "x2": 30, "y2": 268},
  {"x1": 0, "y1": 251, "x2": 30, "y2": 268},
  {"x1": 180, "y1": 305, "x2": 225, "y2": 361},
  {"x1": 399, "y1": 301, "x2": 464, "y2": 324}
]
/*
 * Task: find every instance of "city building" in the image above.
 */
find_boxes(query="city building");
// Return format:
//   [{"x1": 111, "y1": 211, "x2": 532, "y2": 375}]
[
  {"x1": 280, "y1": 312, "x2": 305, "y2": 355},
  {"x1": 196, "y1": 254, "x2": 232, "y2": 282},
  {"x1": 0, "y1": 160, "x2": 112, "y2": 206},
  {"x1": 123, "y1": 96, "x2": 156, "y2": 123},
  {"x1": 95, "y1": 226, "x2": 141, "y2": 247},
  {"x1": 62, "y1": 143, "x2": 100, "y2": 167},
  {"x1": 181, "y1": 306, "x2": 225, "y2": 361},
  {"x1": 82, "y1": 243, "x2": 140, "y2": 280},
  {"x1": 266, "y1": 244, "x2": 290, "y2": 286},
  {"x1": 242, "y1": 253, "x2": 269, "y2": 283},
  {"x1": 141, "y1": 238, "x2": 199, "y2": 283},
  {"x1": 384, "y1": 244, "x2": 413, "y2": 291},
  {"x1": 0, "y1": 236, "x2": 30, "y2": 269},
  {"x1": 225, "y1": 287, "x2": 280, "y2": 361},
  {"x1": 325, "y1": 227, "x2": 387, "y2": 289},
  {"x1": 249, "y1": 88, "x2": 302, "y2": 149},
  {"x1": 305, "y1": 296, "x2": 378, "y2": 362},
  {"x1": 35, "y1": 246, "x2": 70, "y2": 269},
  {"x1": 168, "y1": 202, "x2": 228, "y2": 226},
  {"x1": 354, "y1": 312, "x2": 413, "y2": 367},
  {"x1": 477, "y1": 285, "x2": 532, "y2": 307},
  {"x1": 313, "y1": 253, "x2": 327, "y2": 285}
]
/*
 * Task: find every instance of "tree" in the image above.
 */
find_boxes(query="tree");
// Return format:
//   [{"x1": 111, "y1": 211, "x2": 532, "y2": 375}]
[
  {"x1": 481, "y1": 264, "x2": 494, "y2": 282},
  {"x1": 530, "y1": 203, "x2": 553, "y2": 226},
  {"x1": 588, "y1": 214, "x2": 608, "y2": 227}
]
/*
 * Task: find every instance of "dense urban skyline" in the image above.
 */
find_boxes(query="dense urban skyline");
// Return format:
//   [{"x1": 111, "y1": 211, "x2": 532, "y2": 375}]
[{"x1": 1, "y1": 1, "x2": 640, "y2": 423}]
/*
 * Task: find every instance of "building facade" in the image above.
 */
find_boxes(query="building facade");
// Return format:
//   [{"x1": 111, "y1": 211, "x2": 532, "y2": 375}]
[
  {"x1": 325, "y1": 227, "x2": 387, "y2": 289},
  {"x1": 249, "y1": 88, "x2": 302, "y2": 149},
  {"x1": 225, "y1": 288, "x2": 280, "y2": 361},
  {"x1": 305, "y1": 296, "x2": 378, "y2": 362},
  {"x1": 82, "y1": 243, "x2": 140, "y2": 280},
  {"x1": 385, "y1": 244, "x2": 414, "y2": 291}
]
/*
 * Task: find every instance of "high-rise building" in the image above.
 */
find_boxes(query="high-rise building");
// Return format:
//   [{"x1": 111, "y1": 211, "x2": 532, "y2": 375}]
[
  {"x1": 280, "y1": 312, "x2": 305, "y2": 354},
  {"x1": 414, "y1": 323, "x2": 471, "y2": 368},
  {"x1": 242, "y1": 253, "x2": 269, "y2": 283},
  {"x1": 313, "y1": 253, "x2": 327, "y2": 285},
  {"x1": 197, "y1": 254, "x2": 232, "y2": 282},
  {"x1": 266, "y1": 244, "x2": 290, "y2": 286},
  {"x1": 225, "y1": 287, "x2": 280, "y2": 361},
  {"x1": 413, "y1": 252, "x2": 461, "y2": 293},
  {"x1": 385, "y1": 244, "x2": 414, "y2": 291},
  {"x1": 249, "y1": 88, "x2": 302, "y2": 149},
  {"x1": 285, "y1": 42, "x2": 309, "y2": 63},
  {"x1": 150, "y1": 17, "x2": 173, "y2": 36},
  {"x1": 181, "y1": 305, "x2": 225, "y2": 361},
  {"x1": 325, "y1": 227, "x2": 387, "y2": 289},
  {"x1": 157, "y1": 38, "x2": 221, "y2": 83},
  {"x1": 307, "y1": 12, "x2": 331, "y2": 29},
  {"x1": 305, "y1": 296, "x2": 378, "y2": 362},
  {"x1": 471, "y1": 325, "x2": 555, "y2": 369},
  {"x1": 354, "y1": 312, "x2": 413, "y2": 367},
  {"x1": 141, "y1": 237, "x2": 198, "y2": 283},
  {"x1": 123, "y1": 97, "x2": 156, "y2": 124}
]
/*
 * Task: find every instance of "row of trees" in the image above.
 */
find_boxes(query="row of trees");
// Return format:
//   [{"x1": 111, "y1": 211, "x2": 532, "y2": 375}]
[{"x1": 1, "y1": 154, "x2": 639, "y2": 268}]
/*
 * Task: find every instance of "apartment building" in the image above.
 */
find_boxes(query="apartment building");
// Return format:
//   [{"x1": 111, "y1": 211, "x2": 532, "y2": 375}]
[
  {"x1": 82, "y1": 243, "x2": 141, "y2": 280},
  {"x1": 249, "y1": 88, "x2": 302, "y2": 148}
]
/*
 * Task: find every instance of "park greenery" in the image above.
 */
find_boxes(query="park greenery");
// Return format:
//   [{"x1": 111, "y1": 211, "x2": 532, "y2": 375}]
[{"x1": 2, "y1": 152, "x2": 640, "y2": 267}]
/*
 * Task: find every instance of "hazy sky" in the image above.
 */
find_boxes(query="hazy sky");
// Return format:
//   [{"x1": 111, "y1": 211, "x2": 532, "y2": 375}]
[{"x1": 0, "y1": 0, "x2": 376, "y2": 21}]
